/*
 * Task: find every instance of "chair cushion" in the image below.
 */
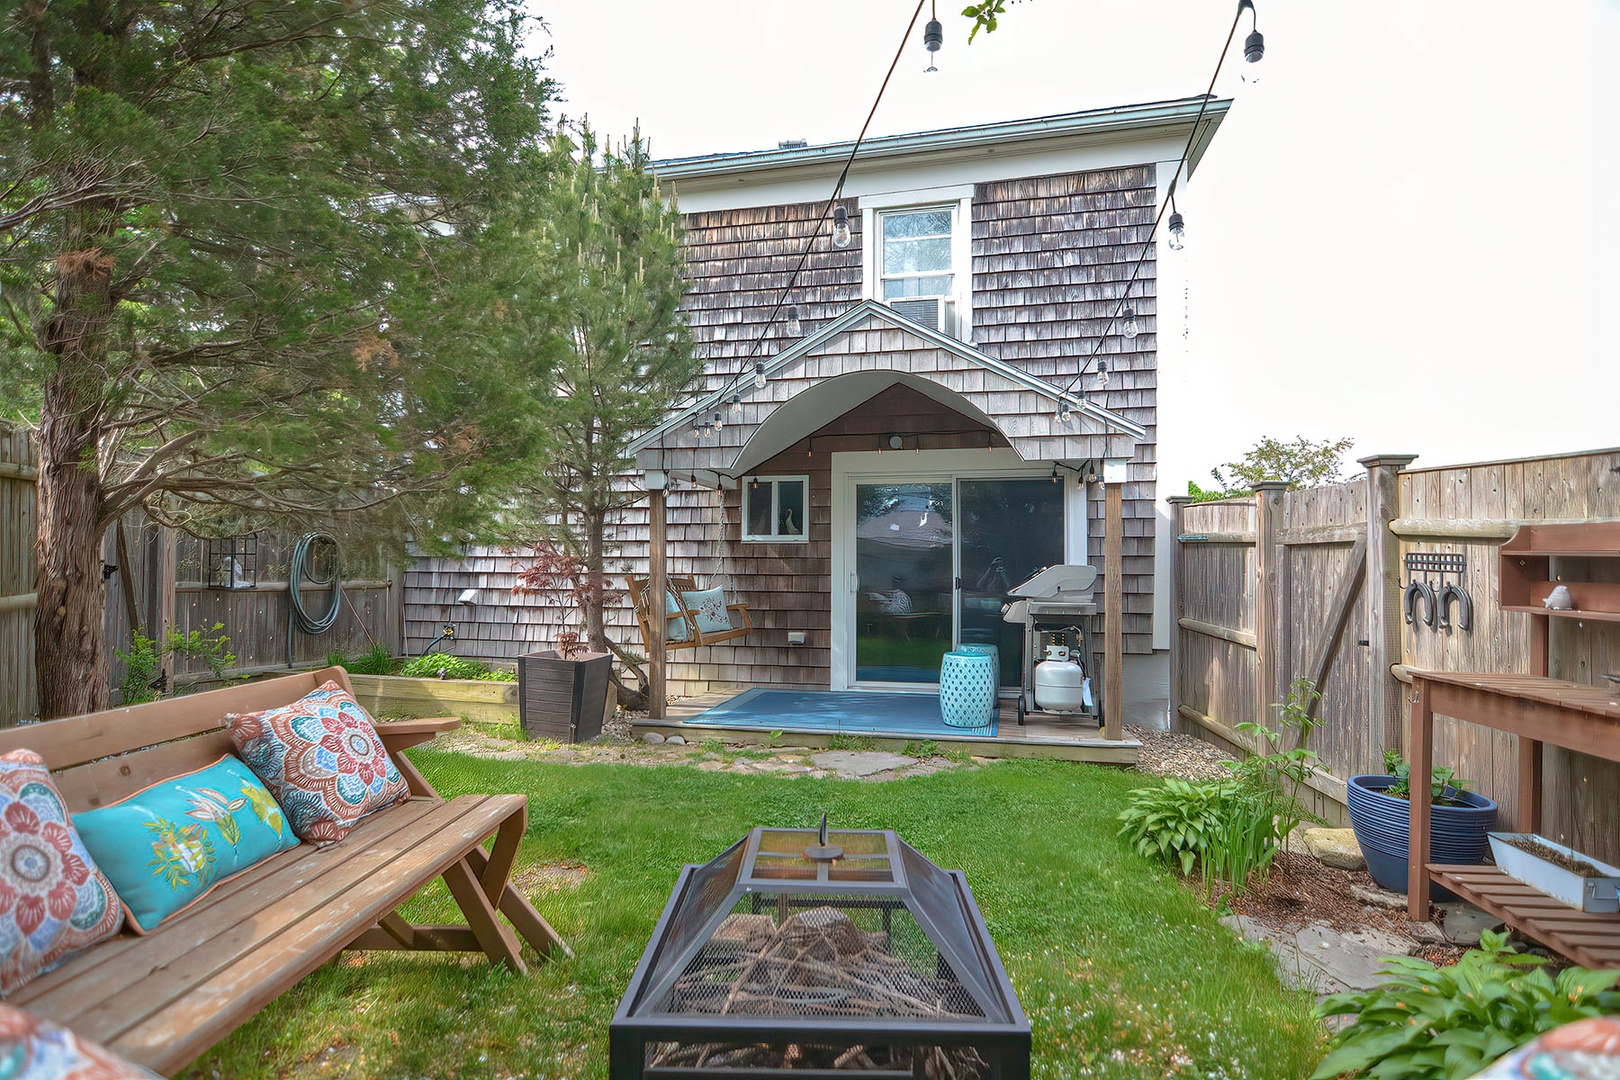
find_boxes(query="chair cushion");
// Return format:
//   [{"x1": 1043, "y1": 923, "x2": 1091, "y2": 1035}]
[
  {"x1": 74, "y1": 756, "x2": 300, "y2": 933},
  {"x1": 663, "y1": 590, "x2": 690, "y2": 643},
  {"x1": 225, "y1": 681, "x2": 410, "y2": 845},
  {"x1": 0, "y1": 1002, "x2": 159, "y2": 1078},
  {"x1": 0, "y1": 750, "x2": 124, "y2": 995},
  {"x1": 680, "y1": 587, "x2": 732, "y2": 636}
]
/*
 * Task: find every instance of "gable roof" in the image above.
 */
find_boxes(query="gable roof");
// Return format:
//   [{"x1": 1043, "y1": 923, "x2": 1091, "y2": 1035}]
[{"x1": 628, "y1": 299, "x2": 1146, "y2": 458}]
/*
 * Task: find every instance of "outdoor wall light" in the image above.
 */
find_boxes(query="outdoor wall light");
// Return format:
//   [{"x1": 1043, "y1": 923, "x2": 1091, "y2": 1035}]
[
  {"x1": 1240, "y1": 0, "x2": 1264, "y2": 63},
  {"x1": 832, "y1": 204, "x2": 852, "y2": 249},
  {"x1": 1121, "y1": 307, "x2": 1139, "y2": 340},
  {"x1": 787, "y1": 305, "x2": 803, "y2": 336}
]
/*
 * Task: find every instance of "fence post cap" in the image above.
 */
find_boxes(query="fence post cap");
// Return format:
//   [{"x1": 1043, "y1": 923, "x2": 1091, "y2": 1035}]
[{"x1": 1357, "y1": 454, "x2": 1419, "y2": 470}]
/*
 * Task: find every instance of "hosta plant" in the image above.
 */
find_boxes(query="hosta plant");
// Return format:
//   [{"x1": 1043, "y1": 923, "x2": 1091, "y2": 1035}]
[
  {"x1": 1311, "y1": 929, "x2": 1620, "y2": 1080},
  {"x1": 1117, "y1": 778, "x2": 1240, "y2": 876}
]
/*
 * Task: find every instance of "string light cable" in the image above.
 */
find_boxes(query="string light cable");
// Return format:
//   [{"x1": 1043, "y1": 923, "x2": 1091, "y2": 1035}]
[
  {"x1": 689, "y1": 0, "x2": 930, "y2": 423},
  {"x1": 1057, "y1": 0, "x2": 1259, "y2": 403}
]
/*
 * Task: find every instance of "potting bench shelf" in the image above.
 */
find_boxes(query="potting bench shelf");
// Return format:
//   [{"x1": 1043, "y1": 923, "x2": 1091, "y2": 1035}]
[
  {"x1": 1407, "y1": 670, "x2": 1620, "y2": 964},
  {"x1": 1427, "y1": 863, "x2": 1620, "y2": 970}
]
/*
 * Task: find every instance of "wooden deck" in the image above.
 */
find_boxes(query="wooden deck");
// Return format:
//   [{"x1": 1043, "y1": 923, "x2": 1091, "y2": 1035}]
[{"x1": 634, "y1": 690, "x2": 1140, "y2": 765}]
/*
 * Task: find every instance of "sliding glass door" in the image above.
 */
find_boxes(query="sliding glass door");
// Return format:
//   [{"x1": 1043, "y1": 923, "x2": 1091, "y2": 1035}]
[
  {"x1": 837, "y1": 456, "x2": 1074, "y2": 690},
  {"x1": 853, "y1": 482, "x2": 954, "y2": 683}
]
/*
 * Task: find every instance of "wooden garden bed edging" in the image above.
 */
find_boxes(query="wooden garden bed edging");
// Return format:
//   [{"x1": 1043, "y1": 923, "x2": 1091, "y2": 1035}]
[
  {"x1": 0, "y1": 666, "x2": 569, "y2": 1076},
  {"x1": 349, "y1": 671, "x2": 520, "y2": 724}
]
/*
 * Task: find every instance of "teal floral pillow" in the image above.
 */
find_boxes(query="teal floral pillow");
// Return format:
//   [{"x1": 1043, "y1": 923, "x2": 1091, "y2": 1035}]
[
  {"x1": 680, "y1": 587, "x2": 732, "y2": 635},
  {"x1": 663, "y1": 590, "x2": 690, "y2": 643},
  {"x1": 74, "y1": 756, "x2": 299, "y2": 934}
]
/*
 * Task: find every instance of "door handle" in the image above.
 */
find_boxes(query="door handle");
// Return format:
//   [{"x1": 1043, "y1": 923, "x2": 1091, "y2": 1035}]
[{"x1": 954, "y1": 576, "x2": 963, "y2": 591}]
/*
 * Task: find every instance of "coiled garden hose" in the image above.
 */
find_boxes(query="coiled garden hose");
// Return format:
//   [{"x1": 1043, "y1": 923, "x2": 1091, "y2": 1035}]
[{"x1": 287, "y1": 531, "x2": 342, "y2": 664}]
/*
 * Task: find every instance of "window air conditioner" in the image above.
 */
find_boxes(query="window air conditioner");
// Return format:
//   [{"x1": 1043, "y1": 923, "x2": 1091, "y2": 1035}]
[{"x1": 886, "y1": 296, "x2": 958, "y2": 339}]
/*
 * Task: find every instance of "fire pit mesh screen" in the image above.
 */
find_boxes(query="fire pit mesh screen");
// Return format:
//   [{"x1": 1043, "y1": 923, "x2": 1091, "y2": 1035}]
[
  {"x1": 655, "y1": 895, "x2": 985, "y2": 1020},
  {"x1": 613, "y1": 827, "x2": 1029, "y2": 1079}
]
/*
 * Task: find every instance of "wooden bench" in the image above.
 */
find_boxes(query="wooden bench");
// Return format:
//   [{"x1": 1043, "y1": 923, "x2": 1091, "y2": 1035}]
[{"x1": 0, "y1": 666, "x2": 570, "y2": 1076}]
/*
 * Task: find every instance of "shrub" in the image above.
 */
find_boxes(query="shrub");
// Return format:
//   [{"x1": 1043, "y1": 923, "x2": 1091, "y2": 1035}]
[
  {"x1": 344, "y1": 644, "x2": 399, "y2": 676},
  {"x1": 1118, "y1": 778, "x2": 1241, "y2": 876},
  {"x1": 1312, "y1": 929, "x2": 1620, "y2": 1080},
  {"x1": 116, "y1": 623, "x2": 238, "y2": 705},
  {"x1": 397, "y1": 654, "x2": 507, "y2": 681}
]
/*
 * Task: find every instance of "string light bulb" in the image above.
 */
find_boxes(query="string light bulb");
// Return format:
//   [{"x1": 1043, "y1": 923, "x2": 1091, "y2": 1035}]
[
  {"x1": 1167, "y1": 211, "x2": 1186, "y2": 251},
  {"x1": 1095, "y1": 360, "x2": 1110, "y2": 390},
  {"x1": 1057, "y1": 401, "x2": 1072, "y2": 424},
  {"x1": 1121, "y1": 307, "x2": 1140, "y2": 340},
  {"x1": 787, "y1": 305, "x2": 802, "y2": 336},
  {"x1": 729, "y1": 394, "x2": 742, "y2": 415},
  {"x1": 832, "y1": 204, "x2": 852, "y2": 249},
  {"x1": 1240, "y1": 0, "x2": 1264, "y2": 63},
  {"x1": 923, "y1": 2, "x2": 943, "y2": 72},
  {"x1": 754, "y1": 361, "x2": 767, "y2": 389},
  {"x1": 712, "y1": 412, "x2": 724, "y2": 432}
]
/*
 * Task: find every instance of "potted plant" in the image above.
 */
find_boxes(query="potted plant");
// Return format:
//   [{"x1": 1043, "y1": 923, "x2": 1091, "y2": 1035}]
[
  {"x1": 511, "y1": 542, "x2": 613, "y2": 743},
  {"x1": 1347, "y1": 750, "x2": 1498, "y2": 896}
]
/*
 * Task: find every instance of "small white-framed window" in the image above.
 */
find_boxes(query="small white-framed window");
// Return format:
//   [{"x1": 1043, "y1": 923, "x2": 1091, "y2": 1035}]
[
  {"x1": 877, "y1": 205, "x2": 955, "y2": 301},
  {"x1": 742, "y1": 476, "x2": 809, "y2": 542}
]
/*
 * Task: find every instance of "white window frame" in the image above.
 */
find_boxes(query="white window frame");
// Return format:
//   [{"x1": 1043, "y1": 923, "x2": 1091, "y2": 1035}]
[
  {"x1": 741, "y1": 475, "x2": 810, "y2": 543},
  {"x1": 860, "y1": 185, "x2": 974, "y2": 338}
]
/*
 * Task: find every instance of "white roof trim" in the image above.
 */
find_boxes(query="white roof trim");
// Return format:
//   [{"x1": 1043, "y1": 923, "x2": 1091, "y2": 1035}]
[{"x1": 628, "y1": 300, "x2": 1146, "y2": 456}]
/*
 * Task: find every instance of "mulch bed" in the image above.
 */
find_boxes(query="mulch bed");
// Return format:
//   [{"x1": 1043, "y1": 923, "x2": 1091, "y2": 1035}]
[{"x1": 1213, "y1": 852, "x2": 1410, "y2": 936}]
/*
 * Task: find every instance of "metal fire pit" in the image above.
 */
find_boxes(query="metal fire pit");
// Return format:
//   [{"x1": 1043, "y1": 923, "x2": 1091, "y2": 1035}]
[{"x1": 610, "y1": 824, "x2": 1030, "y2": 1079}]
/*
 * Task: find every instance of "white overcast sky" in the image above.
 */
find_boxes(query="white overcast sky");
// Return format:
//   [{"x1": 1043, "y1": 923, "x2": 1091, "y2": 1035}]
[{"x1": 538, "y1": 2, "x2": 1618, "y2": 486}]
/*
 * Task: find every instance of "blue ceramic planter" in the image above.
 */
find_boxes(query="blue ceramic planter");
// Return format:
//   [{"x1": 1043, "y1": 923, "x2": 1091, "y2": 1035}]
[{"x1": 1347, "y1": 774, "x2": 1498, "y2": 897}]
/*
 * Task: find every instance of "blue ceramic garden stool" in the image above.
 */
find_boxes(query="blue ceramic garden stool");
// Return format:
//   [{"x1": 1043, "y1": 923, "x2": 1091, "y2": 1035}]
[
  {"x1": 955, "y1": 642, "x2": 1001, "y2": 687},
  {"x1": 939, "y1": 651, "x2": 996, "y2": 729}
]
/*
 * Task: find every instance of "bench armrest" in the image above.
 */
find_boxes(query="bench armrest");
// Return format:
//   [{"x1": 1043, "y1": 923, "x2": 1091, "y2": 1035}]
[{"x1": 375, "y1": 716, "x2": 460, "y2": 753}]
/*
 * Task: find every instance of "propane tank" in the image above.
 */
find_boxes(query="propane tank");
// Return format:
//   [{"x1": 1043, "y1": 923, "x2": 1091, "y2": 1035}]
[{"x1": 1034, "y1": 638, "x2": 1091, "y2": 713}]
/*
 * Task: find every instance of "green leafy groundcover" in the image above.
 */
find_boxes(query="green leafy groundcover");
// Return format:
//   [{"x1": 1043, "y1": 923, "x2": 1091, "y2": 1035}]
[
  {"x1": 184, "y1": 757, "x2": 1323, "y2": 1079},
  {"x1": 1313, "y1": 929, "x2": 1620, "y2": 1080}
]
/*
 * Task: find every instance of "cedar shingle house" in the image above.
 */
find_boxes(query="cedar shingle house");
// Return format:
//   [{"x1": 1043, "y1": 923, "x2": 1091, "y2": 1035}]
[{"x1": 407, "y1": 96, "x2": 1231, "y2": 727}]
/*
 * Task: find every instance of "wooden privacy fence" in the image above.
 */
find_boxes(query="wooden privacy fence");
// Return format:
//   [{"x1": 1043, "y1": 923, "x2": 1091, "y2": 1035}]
[
  {"x1": 1170, "y1": 447, "x2": 1620, "y2": 861},
  {"x1": 0, "y1": 426, "x2": 403, "y2": 725}
]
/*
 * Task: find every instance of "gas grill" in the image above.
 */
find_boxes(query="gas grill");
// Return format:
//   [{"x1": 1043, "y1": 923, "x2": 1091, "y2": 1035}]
[{"x1": 1001, "y1": 564, "x2": 1100, "y2": 726}]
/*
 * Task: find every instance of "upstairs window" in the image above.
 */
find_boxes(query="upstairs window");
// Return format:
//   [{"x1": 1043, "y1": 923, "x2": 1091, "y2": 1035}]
[
  {"x1": 878, "y1": 207, "x2": 954, "y2": 300},
  {"x1": 743, "y1": 476, "x2": 808, "y2": 542}
]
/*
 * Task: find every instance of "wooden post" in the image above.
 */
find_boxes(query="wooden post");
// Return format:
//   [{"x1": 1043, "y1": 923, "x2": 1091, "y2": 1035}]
[
  {"x1": 647, "y1": 484, "x2": 668, "y2": 721},
  {"x1": 1166, "y1": 496, "x2": 1191, "y2": 735},
  {"x1": 1407, "y1": 674, "x2": 1434, "y2": 921},
  {"x1": 1104, "y1": 480, "x2": 1124, "y2": 742},
  {"x1": 1360, "y1": 454, "x2": 1418, "y2": 756},
  {"x1": 1252, "y1": 481, "x2": 1287, "y2": 730}
]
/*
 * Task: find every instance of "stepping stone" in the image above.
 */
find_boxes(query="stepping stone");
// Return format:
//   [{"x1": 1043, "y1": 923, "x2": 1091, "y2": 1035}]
[
  {"x1": 695, "y1": 760, "x2": 725, "y2": 772},
  {"x1": 1436, "y1": 901, "x2": 1503, "y2": 946},
  {"x1": 751, "y1": 761, "x2": 811, "y2": 774},
  {"x1": 1351, "y1": 883, "x2": 1407, "y2": 910},
  {"x1": 809, "y1": 751, "x2": 918, "y2": 777},
  {"x1": 1303, "y1": 827, "x2": 1366, "y2": 871}
]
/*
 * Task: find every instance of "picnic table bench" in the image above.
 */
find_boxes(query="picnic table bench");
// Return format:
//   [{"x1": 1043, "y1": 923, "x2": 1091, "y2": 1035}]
[{"x1": 0, "y1": 666, "x2": 569, "y2": 1076}]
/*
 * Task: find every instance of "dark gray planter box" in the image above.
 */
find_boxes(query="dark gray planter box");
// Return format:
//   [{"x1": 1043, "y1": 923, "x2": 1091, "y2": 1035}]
[{"x1": 518, "y1": 650, "x2": 611, "y2": 743}]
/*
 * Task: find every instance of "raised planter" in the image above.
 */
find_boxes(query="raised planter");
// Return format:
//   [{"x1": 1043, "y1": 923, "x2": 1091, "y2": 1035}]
[
  {"x1": 1346, "y1": 774, "x2": 1498, "y2": 897},
  {"x1": 1489, "y1": 833, "x2": 1620, "y2": 913},
  {"x1": 348, "y1": 672, "x2": 518, "y2": 725},
  {"x1": 518, "y1": 650, "x2": 611, "y2": 743}
]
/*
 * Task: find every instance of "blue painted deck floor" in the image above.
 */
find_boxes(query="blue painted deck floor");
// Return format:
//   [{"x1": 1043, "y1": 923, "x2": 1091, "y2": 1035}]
[{"x1": 687, "y1": 688, "x2": 997, "y2": 739}]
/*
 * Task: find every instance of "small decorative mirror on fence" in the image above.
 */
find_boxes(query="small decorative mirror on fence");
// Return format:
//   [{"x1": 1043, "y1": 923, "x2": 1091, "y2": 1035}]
[
  {"x1": 203, "y1": 534, "x2": 258, "y2": 590},
  {"x1": 1403, "y1": 551, "x2": 1471, "y2": 632}
]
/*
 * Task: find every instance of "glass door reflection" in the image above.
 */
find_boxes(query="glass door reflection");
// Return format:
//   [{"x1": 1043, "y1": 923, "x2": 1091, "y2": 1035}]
[{"x1": 853, "y1": 482, "x2": 954, "y2": 683}]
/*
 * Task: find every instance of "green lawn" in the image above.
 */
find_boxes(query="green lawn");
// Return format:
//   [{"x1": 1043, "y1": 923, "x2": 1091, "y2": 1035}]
[{"x1": 184, "y1": 753, "x2": 1325, "y2": 1079}]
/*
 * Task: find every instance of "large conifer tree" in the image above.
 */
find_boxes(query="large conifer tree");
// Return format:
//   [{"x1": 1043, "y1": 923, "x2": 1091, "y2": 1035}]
[
  {"x1": 0, "y1": 0, "x2": 556, "y2": 716},
  {"x1": 512, "y1": 124, "x2": 699, "y2": 706}
]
